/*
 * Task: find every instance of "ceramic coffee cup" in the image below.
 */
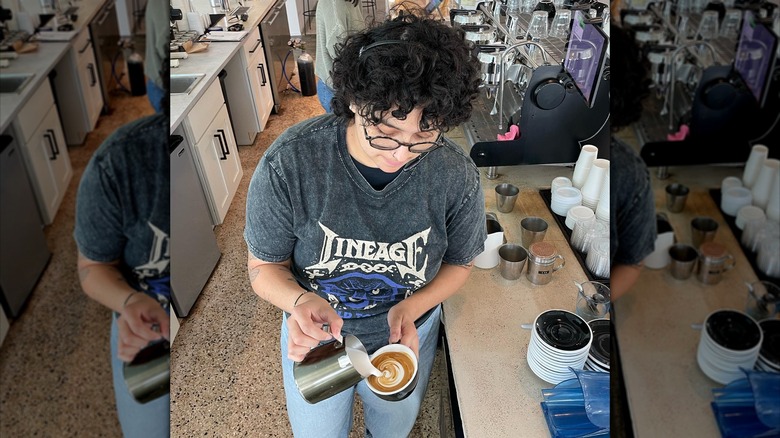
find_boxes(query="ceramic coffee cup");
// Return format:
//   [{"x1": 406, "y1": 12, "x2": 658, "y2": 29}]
[{"x1": 366, "y1": 343, "x2": 419, "y2": 402}]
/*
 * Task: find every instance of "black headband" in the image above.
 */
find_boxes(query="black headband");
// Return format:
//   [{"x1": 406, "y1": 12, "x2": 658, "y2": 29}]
[{"x1": 358, "y1": 40, "x2": 410, "y2": 58}]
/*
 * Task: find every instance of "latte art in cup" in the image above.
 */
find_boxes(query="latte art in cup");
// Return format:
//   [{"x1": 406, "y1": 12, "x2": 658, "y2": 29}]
[{"x1": 367, "y1": 351, "x2": 415, "y2": 393}]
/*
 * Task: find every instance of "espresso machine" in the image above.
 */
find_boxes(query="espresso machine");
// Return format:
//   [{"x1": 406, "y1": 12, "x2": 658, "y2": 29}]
[
  {"x1": 621, "y1": 0, "x2": 780, "y2": 170},
  {"x1": 452, "y1": 1, "x2": 611, "y2": 176}
]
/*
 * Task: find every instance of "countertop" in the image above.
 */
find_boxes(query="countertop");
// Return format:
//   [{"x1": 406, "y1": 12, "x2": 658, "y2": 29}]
[
  {"x1": 613, "y1": 167, "x2": 765, "y2": 437},
  {"x1": 0, "y1": 43, "x2": 70, "y2": 133},
  {"x1": 0, "y1": 0, "x2": 107, "y2": 133},
  {"x1": 169, "y1": 41, "x2": 243, "y2": 132},
  {"x1": 169, "y1": 0, "x2": 276, "y2": 132},
  {"x1": 442, "y1": 163, "x2": 598, "y2": 437}
]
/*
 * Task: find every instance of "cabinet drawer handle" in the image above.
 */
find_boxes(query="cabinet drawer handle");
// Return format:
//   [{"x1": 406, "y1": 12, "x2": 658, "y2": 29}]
[
  {"x1": 214, "y1": 133, "x2": 227, "y2": 160},
  {"x1": 96, "y1": 2, "x2": 114, "y2": 26},
  {"x1": 217, "y1": 129, "x2": 230, "y2": 156},
  {"x1": 44, "y1": 132, "x2": 56, "y2": 160},
  {"x1": 87, "y1": 63, "x2": 97, "y2": 86},
  {"x1": 249, "y1": 39, "x2": 261, "y2": 53},
  {"x1": 79, "y1": 39, "x2": 92, "y2": 54},
  {"x1": 258, "y1": 63, "x2": 267, "y2": 86},
  {"x1": 46, "y1": 129, "x2": 60, "y2": 156}
]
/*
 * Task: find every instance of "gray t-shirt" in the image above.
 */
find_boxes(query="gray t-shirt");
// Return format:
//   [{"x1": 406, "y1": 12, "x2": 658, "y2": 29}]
[
  {"x1": 74, "y1": 114, "x2": 170, "y2": 309},
  {"x1": 245, "y1": 114, "x2": 486, "y2": 352}
]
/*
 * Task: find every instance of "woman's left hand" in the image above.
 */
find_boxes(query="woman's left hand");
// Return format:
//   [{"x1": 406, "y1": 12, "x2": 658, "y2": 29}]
[{"x1": 387, "y1": 300, "x2": 421, "y2": 358}]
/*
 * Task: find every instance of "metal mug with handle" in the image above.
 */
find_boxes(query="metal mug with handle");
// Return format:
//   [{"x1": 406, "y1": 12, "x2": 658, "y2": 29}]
[
  {"x1": 526, "y1": 241, "x2": 565, "y2": 285},
  {"x1": 293, "y1": 334, "x2": 379, "y2": 404},
  {"x1": 123, "y1": 338, "x2": 170, "y2": 404},
  {"x1": 696, "y1": 242, "x2": 736, "y2": 285}
]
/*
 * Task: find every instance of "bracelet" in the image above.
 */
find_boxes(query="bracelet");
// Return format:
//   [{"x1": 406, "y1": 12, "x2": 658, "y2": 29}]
[
  {"x1": 122, "y1": 292, "x2": 138, "y2": 310},
  {"x1": 293, "y1": 291, "x2": 310, "y2": 308}
]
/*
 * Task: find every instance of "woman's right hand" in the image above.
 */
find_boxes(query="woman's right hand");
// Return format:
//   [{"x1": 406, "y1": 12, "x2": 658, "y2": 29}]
[
  {"x1": 286, "y1": 293, "x2": 343, "y2": 362},
  {"x1": 117, "y1": 293, "x2": 170, "y2": 363}
]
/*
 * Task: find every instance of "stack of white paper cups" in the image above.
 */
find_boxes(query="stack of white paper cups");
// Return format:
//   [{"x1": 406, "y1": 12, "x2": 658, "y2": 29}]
[
  {"x1": 595, "y1": 167, "x2": 610, "y2": 222},
  {"x1": 581, "y1": 159, "x2": 609, "y2": 211},
  {"x1": 742, "y1": 145, "x2": 768, "y2": 189},
  {"x1": 751, "y1": 158, "x2": 779, "y2": 210},
  {"x1": 571, "y1": 145, "x2": 598, "y2": 190},
  {"x1": 766, "y1": 171, "x2": 780, "y2": 222}
]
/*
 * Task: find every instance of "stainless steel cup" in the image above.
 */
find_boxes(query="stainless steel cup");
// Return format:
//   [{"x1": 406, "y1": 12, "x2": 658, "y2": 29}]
[
  {"x1": 520, "y1": 217, "x2": 548, "y2": 249},
  {"x1": 691, "y1": 216, "x2": 718, "y2": 249},
  {"x1": 668, "y1": 243, "x2": 698, "y2": 280},
  {"x1": 498, "y1": 243, "x2": 528, "y2": 280},
  {"x1": 293, "y1": 335, "x2": 375, "y2": 404},
  {"x1": 696, "y1": 242, "x2": 736, "y2": 285},
  {"x1": 526, "y1": 241, "x2": 565, "y2": 285},
  {"x1": 665, "y1": 183, "x2": 689, "y2": 213},
  {"x1": 495, "y1": 183, "x2": 519, "y2": 213},
  {"x1": 123, "y1": 339, "x2": 170, "y2": 404}
]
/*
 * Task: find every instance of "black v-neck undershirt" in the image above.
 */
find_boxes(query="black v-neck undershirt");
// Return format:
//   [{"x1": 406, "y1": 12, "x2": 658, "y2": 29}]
[{"x1": 351, "y1": 157, "x2": 403, "y2": 191}]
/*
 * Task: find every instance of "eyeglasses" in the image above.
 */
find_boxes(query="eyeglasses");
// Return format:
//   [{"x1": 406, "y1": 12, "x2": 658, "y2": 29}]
[{"x1": 362, "y1": 123, "x2": 443, "y2": 153}]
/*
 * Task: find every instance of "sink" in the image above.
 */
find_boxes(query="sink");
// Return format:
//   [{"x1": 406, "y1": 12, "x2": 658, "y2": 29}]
[
  {"x1": 0, "y1": 74, "x2": 34, "y2": 94},
  {"x1": 170, "y1": 74, "x2": 206, "y2": 95}
]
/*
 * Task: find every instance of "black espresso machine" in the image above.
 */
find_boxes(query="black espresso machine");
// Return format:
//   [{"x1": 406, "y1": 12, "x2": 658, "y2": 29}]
[{"x1": 452, "y1": 1, "x2": 611, "y2": 170}]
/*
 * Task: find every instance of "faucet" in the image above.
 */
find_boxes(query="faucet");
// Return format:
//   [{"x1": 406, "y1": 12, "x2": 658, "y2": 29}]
[{"x1": 667, "y1": 40, "x2": 717, "y2": 131}]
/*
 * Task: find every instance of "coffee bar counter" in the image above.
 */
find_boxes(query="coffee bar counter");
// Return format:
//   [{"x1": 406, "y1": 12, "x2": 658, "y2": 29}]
[
  {"x1": 442, "y1": 163, "x2": 596, "y2": 437},
  {"x1": 613, "y1": 169, "x2": 765, "y2": 437}
]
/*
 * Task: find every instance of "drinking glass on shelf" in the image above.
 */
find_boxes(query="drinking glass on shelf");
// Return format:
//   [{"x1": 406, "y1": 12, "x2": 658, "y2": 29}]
[
  {"x1": 507, "y1": 0, "x2": 522, "y2": 16},
  {"x1": 697, "y1": 10, "x2": 719, "y2": 40},
  {"x1": 720, "y1": 9, "x2": 742, "y2": 39},
  {"x1": 521, "y1": 0, "x2": 536, "y2": 14},
  {"x1": 527, "y1": 11, "x2": 549, "y2": 40},
  {"x1": 550, "y1": 10, "x2": 571, "y2": 39}
]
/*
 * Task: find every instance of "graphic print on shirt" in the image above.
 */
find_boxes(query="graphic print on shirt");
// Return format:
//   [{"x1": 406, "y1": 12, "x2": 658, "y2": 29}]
[
  {"x1": 134, "y1": 222, "x2": 171, "y2": 310},
  {"x1": 304, "y1": 223, "x2": 430, "y2": 318}
]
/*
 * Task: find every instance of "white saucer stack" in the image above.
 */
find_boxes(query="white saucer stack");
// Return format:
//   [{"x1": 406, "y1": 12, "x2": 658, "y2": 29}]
[
  {"x1": 697, "y1": 309, "x2": 763, "y2": 385},
  {"x1": 527, "y1": 309, "x2": 593, "y2": 384},
  {"x1": 584, "y1": 319, "x2": 610, "y2": 373},
  {"x1": 551, "y1": 187, "x2": 583, "y2": 217},
  {"x1": 756, "y1": 319, "x2": 780, "y2": 373}
]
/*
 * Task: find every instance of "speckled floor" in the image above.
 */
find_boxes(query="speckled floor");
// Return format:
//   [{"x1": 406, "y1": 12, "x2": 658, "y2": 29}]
[
  {"x1": 0, "y1": 90, "x2": 154, "y2": 436},
  {"x1": 169, "y1": 57, "x2": 458, "y2": 436}
]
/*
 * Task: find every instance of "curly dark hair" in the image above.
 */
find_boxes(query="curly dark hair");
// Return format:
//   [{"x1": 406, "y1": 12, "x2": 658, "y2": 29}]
[
  {"x1": 609, "y1": 22, "x2": 651, "y2": 131},
  {"x1": 330, "y1": 14, "x2": 481, "y2": 132}
]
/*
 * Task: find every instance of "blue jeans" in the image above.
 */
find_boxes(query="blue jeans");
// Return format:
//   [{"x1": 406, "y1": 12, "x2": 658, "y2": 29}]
[
  {"x1": 111, "y1": 314, "x2": 170, "y2": 437},
  {"x1": 146, "y1": 79, "x2": 165, "y2": 113},
  {"x1": 317, "y1": 79, "x2": 334, "y2": 113},
  {"x1": 281, "y1": 305, "x2": 442, "y2": 438}
]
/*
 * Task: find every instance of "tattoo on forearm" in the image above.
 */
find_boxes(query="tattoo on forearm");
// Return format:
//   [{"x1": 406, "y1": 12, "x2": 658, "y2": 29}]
[
  {"x1": 249, "y1": 267, "x2": 261, "y2": 282},
  {"x1": 78, "y1": 266, "x2": 90, "y2": 282}
]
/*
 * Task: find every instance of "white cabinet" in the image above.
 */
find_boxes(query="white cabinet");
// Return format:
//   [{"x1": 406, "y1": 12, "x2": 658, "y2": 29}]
[
  {"x1": 193, "y1": 105, "x2": 242, "y2": 223},
  {"x1": 13, "y1": 82, "x2": 72, "y2": 225},
  {"x1": 53, "y1": 27, "x2": 104, "y2": 145},
  {"x1": 224, "y1": 26, "x2": 274, "y2": 145},
  {"x1": 247, "y1": 38, "x2": 274, "y2": 131},
  {"x1": 76, "y1": 29, "x2": 103, "y2": 129},
  {"x1": 185, "y1": 79, "x2": 243, "y2": 226}
]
